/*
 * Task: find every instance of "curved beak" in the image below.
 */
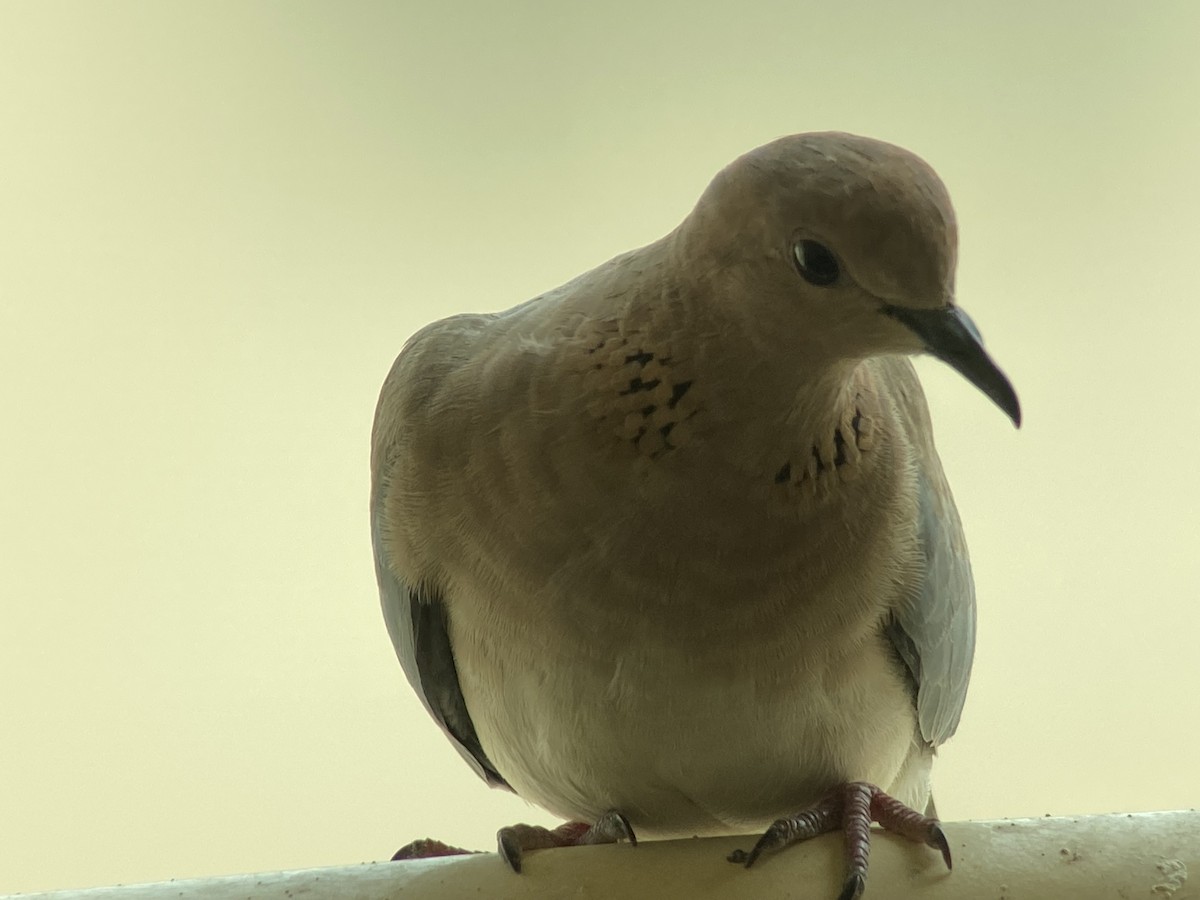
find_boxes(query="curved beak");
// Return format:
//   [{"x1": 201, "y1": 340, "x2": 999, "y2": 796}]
[{"x1": 883, "y1": 304, "x2": 1021, "y2": 427}]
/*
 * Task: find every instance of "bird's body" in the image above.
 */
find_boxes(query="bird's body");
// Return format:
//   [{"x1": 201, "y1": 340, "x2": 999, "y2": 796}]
[{"x1": 373, "y1": 133, "x2": 1018, "y2": 888}]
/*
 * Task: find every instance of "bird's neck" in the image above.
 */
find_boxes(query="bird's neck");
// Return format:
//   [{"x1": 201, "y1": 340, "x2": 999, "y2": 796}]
[
  {"x1": 593, "y1": 253, "x2": 881, "y2": 484},
  {"x1": 695, "y1": 352, "x2": 879, "y2": 484}
]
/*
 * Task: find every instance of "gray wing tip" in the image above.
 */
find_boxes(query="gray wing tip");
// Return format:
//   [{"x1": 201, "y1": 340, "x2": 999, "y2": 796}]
[{"x1": 372, "y1": 510, "x2": 511, "y2": 791}]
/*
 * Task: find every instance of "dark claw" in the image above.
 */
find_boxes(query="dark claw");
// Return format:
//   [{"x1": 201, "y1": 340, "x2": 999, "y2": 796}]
[
  {"x1": 741, "y1": 840, "x2": 767, "y2": 869},
  {"x1": 497, "y1": 830, "x2": 524, "y2": 873},
  {"x1": 585, "y1": 809, "x2": 638, "y2": 847},
  {"x1": 929, "y1": 823, "x2": 952, "y2": 870},
  {"x1": 837, "y1": 872, "x2": 866, "y2": 900},
  {"x1": 617, "y1": 812, "x2": 638, "y2": 847},
  {"x1": 735, "y1": 834, "x2": 770, "y2": 869},
  {"x1": 740, "y1": 821, "x2": 789, "y2": 868}
]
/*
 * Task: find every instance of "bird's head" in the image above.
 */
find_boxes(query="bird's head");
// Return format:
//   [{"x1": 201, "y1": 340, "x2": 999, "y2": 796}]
[{"x1": 678, "y1": 132, "x2": 1020, "y2": 427}]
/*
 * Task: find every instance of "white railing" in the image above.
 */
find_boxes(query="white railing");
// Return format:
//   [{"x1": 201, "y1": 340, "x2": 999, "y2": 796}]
[{"x1": 6, "y1": 811, "x2": 1196, "y2": 900}]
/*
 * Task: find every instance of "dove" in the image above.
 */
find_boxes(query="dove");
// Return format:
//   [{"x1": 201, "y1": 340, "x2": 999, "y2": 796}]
[{"x1": 372, "y1": 132, "x2": 1020, "y2": 900}]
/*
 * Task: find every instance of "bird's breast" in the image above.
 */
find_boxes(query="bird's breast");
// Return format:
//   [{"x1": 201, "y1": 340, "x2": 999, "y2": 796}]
[{"x1": 440, "y1": 419, "x2": 923, "y2": 833}]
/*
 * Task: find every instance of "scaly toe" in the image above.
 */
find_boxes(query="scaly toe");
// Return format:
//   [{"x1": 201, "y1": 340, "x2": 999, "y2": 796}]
[{"x1": 730, "y1": 789, "x2": 844, "y2": 868}]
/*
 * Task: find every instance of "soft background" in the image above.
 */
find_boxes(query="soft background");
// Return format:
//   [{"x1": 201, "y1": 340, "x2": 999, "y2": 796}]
[{"x1": 3, "y1": 1, "x2": 1198, "y2": 893}]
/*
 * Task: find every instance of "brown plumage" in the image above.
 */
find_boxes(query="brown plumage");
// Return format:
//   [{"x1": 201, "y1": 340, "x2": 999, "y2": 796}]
[{"x1": 373, "y1": 132, "x2": 1019, "y2": 897}]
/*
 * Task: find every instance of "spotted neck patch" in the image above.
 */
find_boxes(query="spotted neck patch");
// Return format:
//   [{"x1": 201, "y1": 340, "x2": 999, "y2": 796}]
[
  {"x1": 580, "y1": 330, "x2": 701, "y2": 459},
  {"x1": 773, "y1": 399, "x2": 875, "y2": 488}
]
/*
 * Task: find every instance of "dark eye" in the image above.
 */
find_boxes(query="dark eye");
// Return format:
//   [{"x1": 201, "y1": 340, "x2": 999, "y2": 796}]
[{"x1": 793, "y1": 240, "x2": 840, "y2": 286}]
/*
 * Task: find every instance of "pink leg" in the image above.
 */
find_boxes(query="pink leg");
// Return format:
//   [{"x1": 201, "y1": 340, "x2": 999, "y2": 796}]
[{"x1": 729, "y1": 782, "x2": 951, "y2": 900}]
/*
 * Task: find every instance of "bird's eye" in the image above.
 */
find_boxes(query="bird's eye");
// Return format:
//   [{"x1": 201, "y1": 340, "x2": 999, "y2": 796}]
[{"x1": 793, "y1": 240, "x2": 840, "y2": 287}]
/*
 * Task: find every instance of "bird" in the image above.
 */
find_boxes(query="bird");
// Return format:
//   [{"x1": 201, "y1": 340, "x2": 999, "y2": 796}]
[{"x1": 371, "y1": 132, "x2": 1020, "y2": 900}]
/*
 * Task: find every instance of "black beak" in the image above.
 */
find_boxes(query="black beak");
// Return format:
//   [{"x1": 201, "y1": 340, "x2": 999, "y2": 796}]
[{"x1": 883, "y1": 305, "x2": 1021, "y2": 427}]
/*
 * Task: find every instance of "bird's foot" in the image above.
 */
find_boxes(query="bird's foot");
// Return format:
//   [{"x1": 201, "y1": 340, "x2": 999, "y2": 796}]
[
  {"x1": 391, "y1": 837, "x2": 481, "y2": 860},
  {"x1": 497, "y1": 809, "x2": 637, "y2": 873},
  {"x1": 728, "y1": 781, "x2": 951, "y2": 900}
]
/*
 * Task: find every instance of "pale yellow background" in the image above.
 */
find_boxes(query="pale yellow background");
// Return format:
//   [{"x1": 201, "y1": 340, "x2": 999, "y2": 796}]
[{"x1": 3, "y1": 1, "x2": 1198, "y2": 893}]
